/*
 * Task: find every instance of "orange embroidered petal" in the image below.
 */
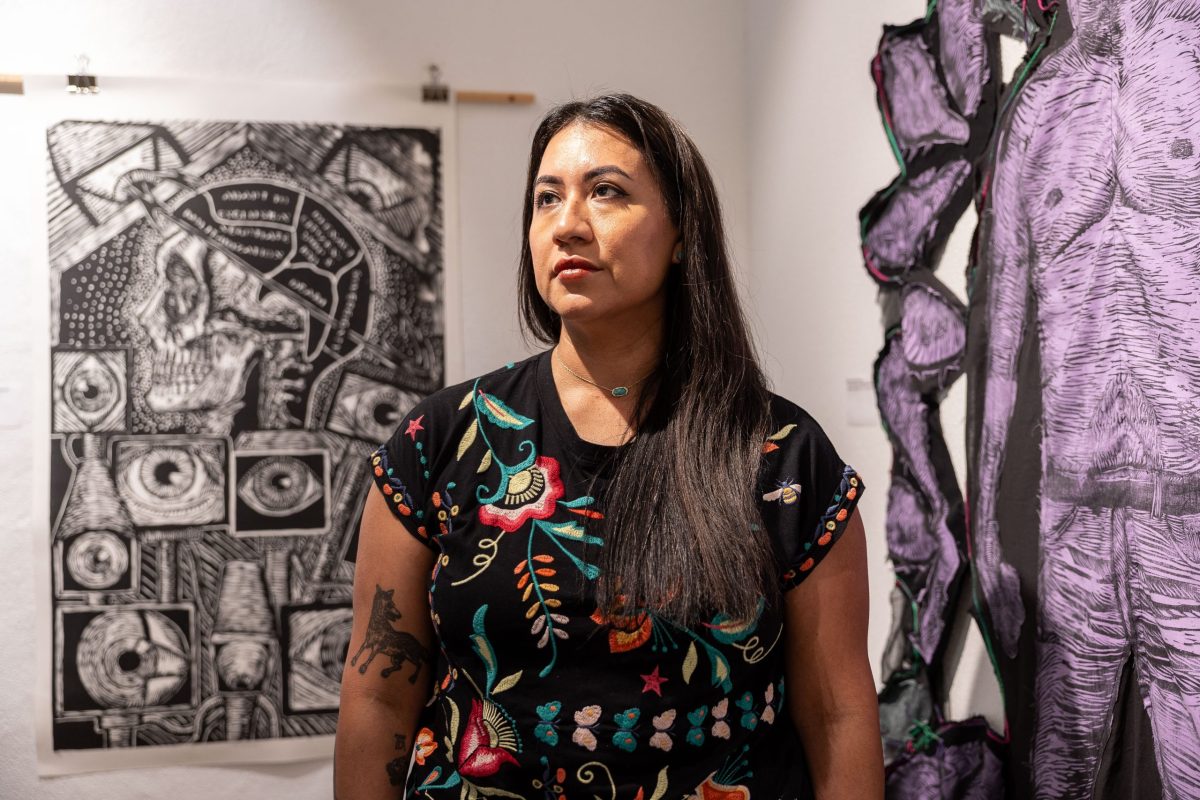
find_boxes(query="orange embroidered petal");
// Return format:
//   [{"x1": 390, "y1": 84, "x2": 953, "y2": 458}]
[
  {"x1": 799, "y1": 557, "x2": 815, "y2": 572},
  {"x1": 534, "y1": 568, "x2": 556, "y2": 577},
  {"x1": 414, "y1": 727, "x2": 438, "y2": 765},
  {"x1": 439, "y1": 522, "x2": 448, "y2": 535},
  {"x1": 532, "y1": 554, "x2": 554, "y2": 563},
  {"x1": 517, "y1": 573, "x2": 530, "y2": 590},
  {"x1": 374, "y1": 466, "x2": 384, "y2": 476},
  {"x1": 417, "y1": 526, "x2": 428, "y2": 538},
  {"x1": 432, "y1": 491, "x2": 442, "y2": 508},
  {"x1": 836, "y1": 508, "x2": 848, "y2": 522},
  {"x1": 762, "y1": 442, "x2": 780, "y2": 454},
  {"x1": 608, "y1": 616, "x2": 653, "y2": 653},
  {"x1": 818, "y1": 531, "x2": 833, "y2": 546},
  {"x1": 567, "y1": 507, "x2": 605, "y2": 519},
  {"x1": 847, "y1": 488, "x2": 857, "y2": 500},
  {"x1": 382, "y1": 484, "x2": 393, "y2": 495},
  {"x1": 397, "y1": 504, "x2": 412, "y2": 516}
]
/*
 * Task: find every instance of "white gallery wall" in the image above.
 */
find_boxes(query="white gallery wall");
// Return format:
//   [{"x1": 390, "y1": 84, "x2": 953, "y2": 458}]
[{"x1": 0, "y1": 0, "x2": 997, "y2": 796}]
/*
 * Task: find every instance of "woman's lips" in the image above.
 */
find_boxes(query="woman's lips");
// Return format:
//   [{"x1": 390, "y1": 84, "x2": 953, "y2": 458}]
[{"x1": 553, "y1": 258, "x2": 599, "y2": 281}]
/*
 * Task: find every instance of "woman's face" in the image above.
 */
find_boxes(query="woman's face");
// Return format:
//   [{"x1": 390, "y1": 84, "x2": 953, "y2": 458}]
[{"x1": 528, "y1": 122, "x2": 679, "y2": 329}]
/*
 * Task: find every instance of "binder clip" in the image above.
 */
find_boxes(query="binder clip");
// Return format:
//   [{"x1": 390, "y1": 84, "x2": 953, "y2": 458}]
[
  {"x1": 422, "y1": 64, "x2": 449, "y2": 103},
  {"x1": 67, "y1": 55, "x2": 99, "y2": 95}
]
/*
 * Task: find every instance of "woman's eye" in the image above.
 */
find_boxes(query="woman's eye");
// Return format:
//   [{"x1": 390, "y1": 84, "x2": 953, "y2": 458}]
[
  {"x1": 594, "y1": 183, "x2": 624, "y2": 199},
  {"x1": 534, "y1": 191, "x2": 559, "y2": 208}
]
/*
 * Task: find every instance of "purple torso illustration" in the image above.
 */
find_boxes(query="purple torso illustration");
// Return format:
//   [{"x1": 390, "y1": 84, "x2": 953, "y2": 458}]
[
  {"x1": 865, "y1": 0, "x2": 1200, "y2": 796},
  {"x1": 974, "y1": 2, "x2": 1200, "y2": 796}
]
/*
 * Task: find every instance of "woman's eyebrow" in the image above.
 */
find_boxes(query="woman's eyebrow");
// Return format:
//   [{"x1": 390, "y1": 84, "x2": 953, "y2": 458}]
[{"x1": 534, "y1": 165, "x2": 633, "y2": 187}]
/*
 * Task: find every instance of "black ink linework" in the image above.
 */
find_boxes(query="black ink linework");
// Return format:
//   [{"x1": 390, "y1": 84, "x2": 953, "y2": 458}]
[{"x1": 350, "y1": 585, "x2": 432, "y2": 683}]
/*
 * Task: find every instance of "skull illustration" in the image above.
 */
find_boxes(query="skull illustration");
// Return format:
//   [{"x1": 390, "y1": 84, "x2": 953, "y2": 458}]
[{"x1": 137, "y1": 230, "x2": 304, "y2": 416}]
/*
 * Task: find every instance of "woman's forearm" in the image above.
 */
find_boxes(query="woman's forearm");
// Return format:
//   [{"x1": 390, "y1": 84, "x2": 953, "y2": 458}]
[
  {"x1": 801, "y1": 706, "x2": 885, "y2": 800},
  {"x1": 334, "y1": 691, "x2": 422, "y2": 800}
]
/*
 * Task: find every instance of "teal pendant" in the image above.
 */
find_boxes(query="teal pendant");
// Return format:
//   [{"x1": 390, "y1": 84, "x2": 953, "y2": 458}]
[{"x1": 611, "y1": 386, "x2": 629, "y2": 398}]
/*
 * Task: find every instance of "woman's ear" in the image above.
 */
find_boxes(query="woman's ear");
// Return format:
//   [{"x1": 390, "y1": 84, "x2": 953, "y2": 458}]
[{"x1": 672, "y1": 240, "x2": 684, "y2": 264}]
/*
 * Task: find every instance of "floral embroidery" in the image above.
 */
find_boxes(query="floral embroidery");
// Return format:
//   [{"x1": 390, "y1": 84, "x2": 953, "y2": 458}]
[
  {"x1": 370, "y1": 360, "x2": 858, "y2": 798},
  {"x1": 457, "y1": 698, "x2": 521, "y2": 778},
  {"x1": 780, "y1": 465, "x2": 863, "y2": 588},
  {"x1": 685, "y1": 747, "x2": 753, "y2": 799},
  {"x1": 415, "y1": 727, "x2": 438, "y2": 765},
  {"x1": 532, "y1": 757, "x2": 568, "y2": 798},
  {"x1": 478, "y1": 456, "x2": 564, "y2": 532},
  {"x1": 372, "y1": 447, "x2": 418, "y2": 522}
]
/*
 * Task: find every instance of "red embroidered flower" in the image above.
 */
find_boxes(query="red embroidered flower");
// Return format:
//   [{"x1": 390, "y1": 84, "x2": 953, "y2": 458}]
[
  {"x1": 687, "y1": 774, "x2": 751, "y2": 800},
  {"x1": 457, "y1": 698, "x2": 519, "y2": 778},
  {"x1": 477, "y1": 456, "x2": 564, "y2": 533}
]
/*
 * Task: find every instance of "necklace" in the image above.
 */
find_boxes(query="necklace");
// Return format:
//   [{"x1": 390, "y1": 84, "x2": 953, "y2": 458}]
[{"x1": 555, "y1": 351, "x2": 655, "y2": 398}]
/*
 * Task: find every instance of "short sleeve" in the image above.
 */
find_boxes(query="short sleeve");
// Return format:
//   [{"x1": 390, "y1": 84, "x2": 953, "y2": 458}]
[
  {"x1": 759, "y1": 399, "x2": 864, "y2": 590},
  {"x1": 367, "y1": 406, "x2": 441, "y2": 553}
]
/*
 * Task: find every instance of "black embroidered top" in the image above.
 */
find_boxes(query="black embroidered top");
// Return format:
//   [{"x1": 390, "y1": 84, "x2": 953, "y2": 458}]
[{"x1": 367, "y1": 351, "x2": 862, "y2": 799}]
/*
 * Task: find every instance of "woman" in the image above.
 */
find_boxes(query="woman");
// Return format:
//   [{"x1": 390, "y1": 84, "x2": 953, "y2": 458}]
[{"x1": 335, "y1": 94, "x2": 883, "y2": 799}]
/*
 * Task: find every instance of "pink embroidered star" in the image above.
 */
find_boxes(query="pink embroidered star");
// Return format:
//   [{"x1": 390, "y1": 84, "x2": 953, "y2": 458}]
[
  {"x1": 640, "y1": 666, "x2": 668, "y2": 696},
  {"x1": 405, "y1": 415, "x2": 425, "y2": 441}
]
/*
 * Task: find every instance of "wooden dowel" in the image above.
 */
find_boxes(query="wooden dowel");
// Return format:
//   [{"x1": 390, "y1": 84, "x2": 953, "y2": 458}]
[
  {"x1": 0, "y1": 75, "x2": 24, "y2": 95},
  {"x1": 455, "y1": 90, "x2": 535, "y2": 105}
]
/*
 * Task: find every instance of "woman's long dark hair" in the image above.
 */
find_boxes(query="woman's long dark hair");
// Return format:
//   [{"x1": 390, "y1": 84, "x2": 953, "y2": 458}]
[{"x1": 519, "y1": 94, "x2": 776, "y2": 626}]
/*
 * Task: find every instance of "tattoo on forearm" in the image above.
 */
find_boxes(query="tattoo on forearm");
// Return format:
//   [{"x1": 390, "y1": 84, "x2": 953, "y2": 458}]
[
  {"x1": 386, "y1": 732, "x2": 411, "y2": 787},
  {"x1": 350, "y1": 584, "x2": 433, "y2": 682}
]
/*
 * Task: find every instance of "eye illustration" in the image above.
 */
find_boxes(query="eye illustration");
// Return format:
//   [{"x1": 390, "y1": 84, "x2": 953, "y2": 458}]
[
  {"x1": 54, "y1": 351, "x2": 128, "y2": 432},
  {"x1": 65, "y1": 531, "x2": 130, "y2": 590},
  {"x1": 115, "y1": 441, "x2": 225, "y2": 526},
  {"x1": 327, "y1": 373, "x2": 419, "y2": 444},
  {"x1": 283, "y1": 606, "x2": 352, "y2": 713},
  {"x1": 73, "y1": 609, "x2": 191, "y2": 710},
  {"x1": 237, "y1": 456, "x2": 324, "y2": 517}
]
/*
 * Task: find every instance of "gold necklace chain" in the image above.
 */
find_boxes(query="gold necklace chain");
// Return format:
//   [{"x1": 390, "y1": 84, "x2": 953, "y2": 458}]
[{"x1": 555, "y1": 350, "x2": 655, "y2": 398}]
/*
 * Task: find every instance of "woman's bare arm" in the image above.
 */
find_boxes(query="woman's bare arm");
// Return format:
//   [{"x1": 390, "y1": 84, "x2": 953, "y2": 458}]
[
  {"x1": 334, "y1": 484, "x2": 438, "y2": 799},
  {"x1": 784, "y1": 510, "x2": 884, "y2": 799}
]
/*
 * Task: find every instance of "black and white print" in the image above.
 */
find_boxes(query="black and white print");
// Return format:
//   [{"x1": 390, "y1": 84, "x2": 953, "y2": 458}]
[{"x1": 45, "y1": 120, "x2": 443, "y2": 757}]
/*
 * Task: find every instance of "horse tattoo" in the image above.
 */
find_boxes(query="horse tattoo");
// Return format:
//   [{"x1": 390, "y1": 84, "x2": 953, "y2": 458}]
[{"x1": 350, "y1": 585, "x2": 431, "y2": 683}]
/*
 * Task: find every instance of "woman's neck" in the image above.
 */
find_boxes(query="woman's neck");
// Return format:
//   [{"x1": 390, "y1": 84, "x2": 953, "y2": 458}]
[{"x1": 556, "y1": 312, "x2": 664, "y2": 391}]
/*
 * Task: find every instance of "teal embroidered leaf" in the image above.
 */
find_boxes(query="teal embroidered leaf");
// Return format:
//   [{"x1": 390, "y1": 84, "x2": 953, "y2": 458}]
[
  {"x1": 558, "y1": 495, "x2": 595, "y2": 508},
  {"x1": 545, "y1": 521, "x2": 603, "y2": 546},
  {"x1": 470, "y1": 605, "x2": 498, "y2": 694},
  {"x1": 475, "y1": 392, "x2": 534, "y2": 430}
]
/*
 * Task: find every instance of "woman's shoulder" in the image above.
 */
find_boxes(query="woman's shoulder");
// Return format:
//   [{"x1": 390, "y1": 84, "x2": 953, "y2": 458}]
[
  {"x1": 764, "y1": 392, "x2": 830, "y2": 441},
  {"x1": 386, "y1": 352, "x2": 543, "y2": 441}
]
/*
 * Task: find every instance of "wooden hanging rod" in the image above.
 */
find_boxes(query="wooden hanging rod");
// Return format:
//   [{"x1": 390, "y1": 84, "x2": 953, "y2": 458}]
[
  {"x1": 455, "y1": 90, "x2": 535, "y2": 105},
  {"x1": 0, "y1": 75, "x2": 24, "y2": 95}
]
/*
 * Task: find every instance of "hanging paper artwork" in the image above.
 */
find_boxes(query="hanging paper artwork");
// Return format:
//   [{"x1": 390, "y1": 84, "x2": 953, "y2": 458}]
[
  {"x1": 864, "y1": 0, "x2": 1200, "y2": 797},
  {"x1": 42, "y1": 119, "x2": 444, "y2": 769}
]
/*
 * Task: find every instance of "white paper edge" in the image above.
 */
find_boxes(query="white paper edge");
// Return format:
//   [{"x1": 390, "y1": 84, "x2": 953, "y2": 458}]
[{"x1": 26, "y1": 75, "x2": 460, "y2": 775}]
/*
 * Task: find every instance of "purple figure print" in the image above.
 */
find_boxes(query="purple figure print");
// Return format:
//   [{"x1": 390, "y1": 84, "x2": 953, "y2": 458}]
[{"x1": 973, "y1": 1, "x2": 1200, "y2": 796}]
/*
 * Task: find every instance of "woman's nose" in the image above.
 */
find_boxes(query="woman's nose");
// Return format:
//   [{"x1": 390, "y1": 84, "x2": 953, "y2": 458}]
[{"x1": 552, "y1": 195, "x2": 592, "y2": 245}]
